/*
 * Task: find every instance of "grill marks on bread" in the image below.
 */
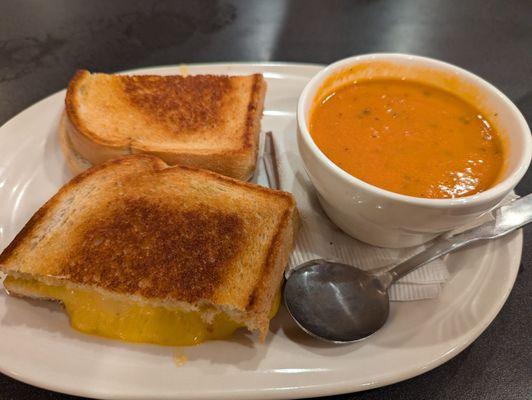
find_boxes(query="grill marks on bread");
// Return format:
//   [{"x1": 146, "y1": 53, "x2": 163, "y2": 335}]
[
  {"x1": 65, "y1": 198, "x2": 244, "y2": 301},
  {"x1": 122, "y1": 75, "x2": 232, "y2": 133}
]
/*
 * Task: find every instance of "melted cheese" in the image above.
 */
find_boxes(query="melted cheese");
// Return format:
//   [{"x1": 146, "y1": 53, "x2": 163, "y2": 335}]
[{"x1": 3, "y1": 276, "x2": 281, "y2": 346}]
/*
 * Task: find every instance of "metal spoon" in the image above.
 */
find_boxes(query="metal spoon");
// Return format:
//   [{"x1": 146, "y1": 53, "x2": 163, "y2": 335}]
[{"x1": 284, "y1": 194, "x2": 532, "y2": 343}]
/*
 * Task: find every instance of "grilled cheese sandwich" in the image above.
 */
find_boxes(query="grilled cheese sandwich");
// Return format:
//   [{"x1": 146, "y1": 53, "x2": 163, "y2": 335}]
[
  {"x1": 62, "y1": 70, "x2": 267, "y2": 180},
  {"x1": 0, "y1": 155, "x2": 298, "y2": 345}
]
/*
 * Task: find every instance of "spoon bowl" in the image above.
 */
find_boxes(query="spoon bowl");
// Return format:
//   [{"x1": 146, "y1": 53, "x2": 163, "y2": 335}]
[{"x1": 284, "y1": 260, "x2": 391, "y2": 343}]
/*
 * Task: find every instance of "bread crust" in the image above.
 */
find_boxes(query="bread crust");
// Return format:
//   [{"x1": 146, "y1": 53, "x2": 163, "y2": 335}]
[
  {"x1": 0, "y1": 155, "x2": 298, "y2": 339},
  {"x1": 58, "y1": 111, "x2": 93, "y2": 175},
  {"x1": 64, "y1": 71, "x2": 267, "y2": 180}
]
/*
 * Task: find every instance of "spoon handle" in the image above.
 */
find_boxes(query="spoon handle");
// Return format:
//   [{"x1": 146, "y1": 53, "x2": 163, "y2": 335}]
[{"x1": 388, "y1": 194, "x2": 532, "y2": 283}]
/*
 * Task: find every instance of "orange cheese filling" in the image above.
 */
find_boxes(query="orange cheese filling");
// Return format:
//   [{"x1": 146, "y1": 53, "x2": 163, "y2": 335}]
[{"x1": 4, "y1": 276, "x2": 281, "y2": 346}]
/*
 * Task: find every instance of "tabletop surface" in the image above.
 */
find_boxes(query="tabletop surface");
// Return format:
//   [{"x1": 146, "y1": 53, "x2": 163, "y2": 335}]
[{"x1": 1, "y1": 1, "x2": 531, "y2": 399}]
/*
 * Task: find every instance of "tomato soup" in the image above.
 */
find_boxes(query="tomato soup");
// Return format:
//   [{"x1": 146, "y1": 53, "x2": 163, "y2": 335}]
[{"x1": 309, "y1": 79, "x2": 504, "y2": 199}]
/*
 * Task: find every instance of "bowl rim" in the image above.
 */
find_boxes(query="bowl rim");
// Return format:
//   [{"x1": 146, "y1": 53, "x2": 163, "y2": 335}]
[{"x1": 297, "y1": 52, "x2": 532, "y2": 207}]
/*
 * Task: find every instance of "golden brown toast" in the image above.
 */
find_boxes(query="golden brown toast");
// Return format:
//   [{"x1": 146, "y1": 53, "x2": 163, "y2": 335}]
[
  {"x1": 0, "y1": 155, "x2": 298, "y2": 339},
  {"x1": 63, "y1": 70, "x2": 267, "y2": 180}
]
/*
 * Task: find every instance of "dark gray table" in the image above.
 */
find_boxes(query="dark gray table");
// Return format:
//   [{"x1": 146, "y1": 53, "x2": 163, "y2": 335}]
[{"x1": 1, "y1": 1, "x2": 530, "y2": 399}]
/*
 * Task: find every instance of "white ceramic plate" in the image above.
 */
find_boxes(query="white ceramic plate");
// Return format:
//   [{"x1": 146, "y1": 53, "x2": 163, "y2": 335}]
[{"x1": 0, "y1": 63, "x2": 522, "y2": 399}]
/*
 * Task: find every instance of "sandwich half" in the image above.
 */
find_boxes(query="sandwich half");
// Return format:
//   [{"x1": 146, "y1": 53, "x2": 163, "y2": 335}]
[
  {"x1": 0, "y1": 155, "x2": 298, "y2": 345},
  {"x1": 62, "y1": 70, "x2": 267, "y2": 180}
]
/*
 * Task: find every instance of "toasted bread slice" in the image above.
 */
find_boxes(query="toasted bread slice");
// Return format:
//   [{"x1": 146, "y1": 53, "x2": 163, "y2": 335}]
[
  {"x1": 63, "y1": 70, "x2": 267, "y2": 180},
  {"x1": 0, "y1": 155, "x2": 298, "y2": 341}
]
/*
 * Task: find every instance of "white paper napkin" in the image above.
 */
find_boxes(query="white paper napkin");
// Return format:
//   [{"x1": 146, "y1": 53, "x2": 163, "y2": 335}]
[{"x1": 259, "y1": 130, "x2": 515, "y2": 301}]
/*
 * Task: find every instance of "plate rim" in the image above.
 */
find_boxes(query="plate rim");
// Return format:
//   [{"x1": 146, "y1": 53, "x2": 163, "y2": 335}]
[{"x1": 0, "y1": 62, "x2": 523, "y2": 400}]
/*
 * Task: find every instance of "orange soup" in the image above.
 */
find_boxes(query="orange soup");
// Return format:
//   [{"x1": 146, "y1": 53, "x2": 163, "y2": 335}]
[{"x1": 309, "y1": 79, "x2": 504, "y2": 198}]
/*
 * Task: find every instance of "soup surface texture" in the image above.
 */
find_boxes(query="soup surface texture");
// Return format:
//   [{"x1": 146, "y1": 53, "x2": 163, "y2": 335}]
[{"x1": 309, "y1": 79, "x2": 504, "y2": 198}]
